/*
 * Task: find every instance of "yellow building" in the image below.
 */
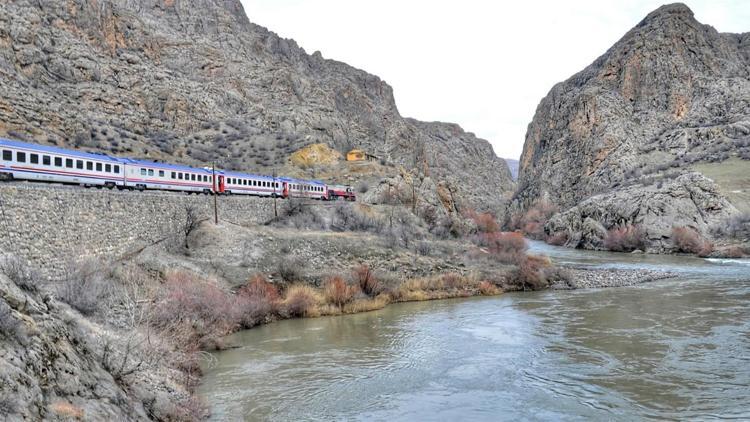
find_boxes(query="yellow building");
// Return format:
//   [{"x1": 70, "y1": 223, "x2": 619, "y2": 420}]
[{"x1": 346, "y1": 149, "x2": 366, "y2": 161}]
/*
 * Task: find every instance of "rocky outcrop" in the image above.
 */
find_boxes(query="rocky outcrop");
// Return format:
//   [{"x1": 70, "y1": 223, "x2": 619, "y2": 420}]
[
  {"x1": 0, "y1": 271, "x2": 194, "y2": 420},
  {"x1": 0, "y1": 0, "x2": 513, "y2": 212},
  {"x1": 513, "y1": 3, "x2": 749, "y2": 248},
  {"x1": 545, "y1": 173, "x2": 738, "y2": 252}
]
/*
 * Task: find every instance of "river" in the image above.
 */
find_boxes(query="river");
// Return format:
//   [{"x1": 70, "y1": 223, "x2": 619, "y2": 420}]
[{"x1": 198, "y1": 242, "x2": 750, "y2": 421}]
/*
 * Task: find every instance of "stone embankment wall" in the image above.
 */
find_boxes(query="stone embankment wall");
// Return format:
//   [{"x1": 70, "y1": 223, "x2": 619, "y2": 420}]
[{"x1": 0, "y1": 183, "x2": 276, "y2": 277}]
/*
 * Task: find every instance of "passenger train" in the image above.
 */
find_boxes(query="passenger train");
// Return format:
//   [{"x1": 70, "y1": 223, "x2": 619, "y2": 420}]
[{"x1": 0, "y1": 138, "x2": 355, "y2": 201}]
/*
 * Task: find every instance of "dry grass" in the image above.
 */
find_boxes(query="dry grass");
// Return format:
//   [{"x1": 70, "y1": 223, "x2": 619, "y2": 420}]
[
  {"x1": 282, "y1": 284, "x2": 322, "y2": 318},
  {"x1": 343, "y1": 294, "x2": 390, "y2": 313},
  {"x1": 476, "y1": 231, "x2": 528, "y2": 263}
]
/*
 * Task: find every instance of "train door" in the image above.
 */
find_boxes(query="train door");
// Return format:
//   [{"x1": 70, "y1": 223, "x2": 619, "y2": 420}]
[
  {"x1": 282, "y1": 182, "x2": 289, "y2": 198},
  {"x1": 216, "y1": 175, "x2": 226, "y2": 194}
]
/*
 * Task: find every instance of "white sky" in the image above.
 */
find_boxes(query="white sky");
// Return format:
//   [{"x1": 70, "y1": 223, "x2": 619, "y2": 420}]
[{"x1": 238, "y1": 1, "x2": 749, "y2": 159}]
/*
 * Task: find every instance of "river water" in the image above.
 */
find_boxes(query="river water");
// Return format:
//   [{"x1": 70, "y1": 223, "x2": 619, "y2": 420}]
[{"x1": 199, "y1": 242, "x2": 750, "y2": 421}]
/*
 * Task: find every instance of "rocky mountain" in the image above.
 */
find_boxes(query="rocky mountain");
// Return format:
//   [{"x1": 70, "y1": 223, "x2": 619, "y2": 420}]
[
  {"x1": 0, "y1": 0, "x2": 513, "y2": 211},
  {"x1": 512, "y1": 3, "x2": 749, "y2": 250},
  {"x1": 504, "y1": 158, "x2": 519, "y2": 180}
]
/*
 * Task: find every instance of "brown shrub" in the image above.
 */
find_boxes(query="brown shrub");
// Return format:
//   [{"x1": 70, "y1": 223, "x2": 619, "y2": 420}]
[
  {"x1": 478, "y1": 281, "x2": 500, "y2": 295},
  {"x1": 235, "y1": 274, "x2": 281, "y2": 328},
  {"x1": 323, "y1": 276, "x2": 358, "y2": 308},
  {"x1": 353, "y1": 264, "x2": 381, "y2": 297},
  {"x1": 603, "y1": 225, "x2": 647, "y2": 252},
  {"x1": 468, "y1": 211, "x2": 500, "y2": 233},
  {"x1": 510, "y1": 255, "x2": 551, "y2": 291},
  {"x1": 511, "y1": 200, "x2": 557, "y2": 239},
  {"x1": 721, "y1": 246, "x2": 746, "y2": 258},
  {"x1": 343, "y1": 294, "x2": 390, "y2": 313},
  {"x1": 545, "y1": 231, "x2": 568, "y2": 246},
  {"x1": 149, "y1": 271, "x2": 237, "y2": 350},
  {"x1": 672, "y1": 227, "x2": 714, "y2": 257},
  {"x1": 477, "y1": 232, "x2": 528, "y2": 263},
  {"x1": 283, "y1": 285, "x2": 320, "y2": 318}
]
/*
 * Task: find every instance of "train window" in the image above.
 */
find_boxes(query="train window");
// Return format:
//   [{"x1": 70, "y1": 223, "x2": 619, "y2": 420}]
[
  {"x1": 178, "y1": 173, "x2": 183, "y2": 180},
  {"x1": 243, "y1": 179, "x2": 247, "y2": 186},
  {"x1": 204, "y1": 175, "x2": 208, "y2": 182},
  {"x1": 95, "y1": 162, "x2": 102, "y2": 171},
  {"x1": 86, "y1": 161, "x2": 93, "y2": 170},
  {"x1": 1, "y1": 150, "x2": 10, "y2": 161},
  {"x1": 76, "y1": 160, "x2": 83, "y2": 169},
  {"x1": 148, "y1": 169, "x2": 154, "y2": 176},
  {"x1": 43, "y1": 155, "x2": 51, "y2": 166},
  {"x1": 191, "y1": 174, "x2": 196, "y2": 181},
  {"x1": 210, "y1": 176, "x2": 213, "y2": 182},
  {"x1": 105, "y1": 164, "x2": 111, "y2": 172},
  {"x1": 159, "y1": 170, "x2": 165, "y2": 177},
  {"x1": 65, "y1": 158, "x2": 73, "y2": 168},
  {"x1": 140, "y1": 168, "x2": 147, "y2": 176},
  {"x1": 114, "y1": 165, "x2": 120, "y2": 174},
  {"x1": 16, "y1": 152, "x2": 26, "y2": 163},
  {"x1": 55, "y1": 157, "x2": 62, "y2": 167},
  {"x1": 171, "y1": 172, "x2": 176, "y2": 179},
  {"x1": 30, "y1": 154, "x2": 39, "y2": 164}
]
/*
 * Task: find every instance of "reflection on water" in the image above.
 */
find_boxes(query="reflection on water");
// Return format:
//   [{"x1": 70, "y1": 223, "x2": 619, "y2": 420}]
[{"x1": 199, "y1": 243, "x2": 750, "y2": 421}]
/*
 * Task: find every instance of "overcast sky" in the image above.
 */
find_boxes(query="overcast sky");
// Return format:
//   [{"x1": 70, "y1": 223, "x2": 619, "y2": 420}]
[{"x1": 238, "y1": 1, "x2": 749, "y2": 159}]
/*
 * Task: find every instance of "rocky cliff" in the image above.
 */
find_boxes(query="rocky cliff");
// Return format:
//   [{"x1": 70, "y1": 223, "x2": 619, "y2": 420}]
[
  {"x1": 0, "y1": 0, "x2": 513, "y2": 211},
  {"x1": 513, "y1": 3, "x2": 749, "y2": 250}
]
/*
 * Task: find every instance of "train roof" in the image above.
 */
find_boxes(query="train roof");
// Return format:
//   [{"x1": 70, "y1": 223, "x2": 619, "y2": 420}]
[
  {"x1": 278, "y1": 177, "x2": 326, "y2": 186},
  {"x1": 120, "y1": 158, "x2": 213, "y2": 173},
  {"x1": 221, "y1": 170, "x2": 276, "y2": 181},
  {"x1": 0, "y1": 138, "x2": 122, "y2": 162}
]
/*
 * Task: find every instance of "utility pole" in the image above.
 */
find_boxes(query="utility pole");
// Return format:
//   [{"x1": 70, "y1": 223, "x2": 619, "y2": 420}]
[
  {"x1": 212, "y1": 162, "x2": 218, "y2": 225},
  {"x1": 273, "y1": 167, "x2": 278, "y2": 218}
]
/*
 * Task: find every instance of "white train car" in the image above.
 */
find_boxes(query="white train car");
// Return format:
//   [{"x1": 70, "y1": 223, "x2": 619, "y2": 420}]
[
  {"x1": 223, "y1": 170, "x2": 281, "y2": 197},
  {"x1": 281, "y1": 177, "x2": 328, "y2": 200},
  {"x1": 0, "y1": 138, "x2": 125, "y2": 188},
  {"x1": 121, "y1": 158, "x2": 215, "y2": 194}
]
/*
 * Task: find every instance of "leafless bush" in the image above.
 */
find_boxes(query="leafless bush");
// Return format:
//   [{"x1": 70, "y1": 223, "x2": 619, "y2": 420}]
[
  {"x1": 475, "y1": 232, "x2": 528, "y2": 264},
  {"x1": 353, "y1": 264, "x2": 381, "y2": 297},
  {"x1": 509, "y1": 199, "x2": 558, "y2": 239},
  {"x1": 96, "y1": 330, "x2": 167, "y2": 383},
  {"x1": 711, "y1": 212, "x2": 750, "y2": 239},
  {"x1": 149, "y1": 271, "x2": 237, "y2": 350},
  {"x1": 277, "y1": 257, "x2": 304, "y2": 283},
  {"x1": 415, "y1": 241, "x2": 432, "y2": 256},
  {"x1": 235, "y1": 275, "x2": 280, "y2": 328},
  {"x1": 672, "y1": 227, "x2": 714, "y2": 256},
  {"x1": 508, "y1": 255, "x2": 552, "y2": 291},
  {"x1": 0, "y1": 299, "x2": 25, "y2": 343},
  {"x1": 0, "y1": 255, "x2": 41, "y2": 292},
  {"x1": 545, "y1": 231, "x2": 568, "y2": 246},
  {"x1": 603, "y1": 225, "x2": 647, "y2": 252},
  {"x1": 331, "y1": 203, "x2": 382, "y2": 232},
  {"x1": 323, "y1": 276, "x2": 358, "y2": 308},
  {"x1": 356, "y1": 181, "x2": 370, "y2": 194},
  {"x1": 57, "y1": 259, "x2": 113, "y2": 315}
]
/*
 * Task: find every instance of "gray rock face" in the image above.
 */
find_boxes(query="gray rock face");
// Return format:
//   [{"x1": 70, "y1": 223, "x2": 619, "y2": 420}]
[
  {"x1": 0, "y1": 0, "x2": 513, "y2": 212},
  {"x1": 514, "y1": 3, "x2": 750, "y2": 213},
  {"x1": 504, "y1": 158, "x2": 519, "y2": 180},
  {"x1": 545, "y1": 173, "x2": 738, "y2": 252}
]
